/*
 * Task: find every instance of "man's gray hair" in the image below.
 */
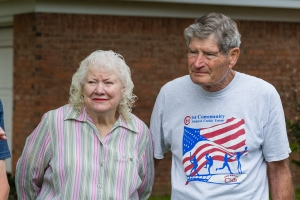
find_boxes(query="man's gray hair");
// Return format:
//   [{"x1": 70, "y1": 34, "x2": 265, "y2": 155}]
[{"x1": 184, "y1": 12, "x2": 241, "y2": 55}]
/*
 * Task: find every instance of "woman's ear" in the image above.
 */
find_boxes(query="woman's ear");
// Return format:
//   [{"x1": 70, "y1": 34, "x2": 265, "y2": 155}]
[{"x1": 228, "y1": 47, "x2": 240, "y2": 69}]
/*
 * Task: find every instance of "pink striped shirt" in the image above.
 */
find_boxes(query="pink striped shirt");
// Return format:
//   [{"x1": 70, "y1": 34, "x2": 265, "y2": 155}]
[{"x1": 15, "y1": 104, "x2": 154, "y2": 200}]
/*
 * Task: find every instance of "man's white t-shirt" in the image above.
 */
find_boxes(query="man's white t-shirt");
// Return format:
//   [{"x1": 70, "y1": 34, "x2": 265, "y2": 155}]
[{"x1": 150, "y1": 72, "x2": 291, "y2": 200}]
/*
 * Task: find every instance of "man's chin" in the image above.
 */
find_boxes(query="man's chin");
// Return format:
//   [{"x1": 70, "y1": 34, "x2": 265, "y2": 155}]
[{"x1": 190, "y1": 76, "x2": 208, "y2": 86}]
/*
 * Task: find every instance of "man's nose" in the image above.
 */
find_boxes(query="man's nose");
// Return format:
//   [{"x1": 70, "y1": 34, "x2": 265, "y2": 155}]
[{"x1": 194, "y1": 53, "x2": 206, "y2": 67}]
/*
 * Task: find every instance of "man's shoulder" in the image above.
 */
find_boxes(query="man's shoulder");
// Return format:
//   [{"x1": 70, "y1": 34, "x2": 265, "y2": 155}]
[
  {"x1": 236, "y1": 72, "x2": 276, "y2": 91},
  {"x1": 167, "y1": 75, "x2": 190, "y2": 84},
  {"x1": 162, "y1": 75, "x2": 192, "y2": 90}
]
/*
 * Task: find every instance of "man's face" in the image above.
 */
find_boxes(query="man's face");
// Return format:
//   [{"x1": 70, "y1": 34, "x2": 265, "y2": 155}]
[{"x1": 188, "y1": 36, "x2": 234, "y2": 92}]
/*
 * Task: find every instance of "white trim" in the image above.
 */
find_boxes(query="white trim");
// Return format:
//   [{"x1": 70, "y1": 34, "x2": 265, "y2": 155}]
[
  {"x1": 0, "y1": 15, "x2": 13, "y2": 27},
  {"x1": 124, "y1": 0, "x2": 300, "y2": 9},
  {"x1": 1, "y1": 1, "x2": 300, "y2": 25},
  {"x1": 35, "y1": 1, "x2": 300, "y2": 22},
  {"x1": 0, "y1": 27, "x2": 13, "y2": 46},
  {"x1": 0, "y1": 0, "x2": 35, "y2": 16},
  {"x1": 0, "y1": 0, "x2": 35, "y2": 27}
]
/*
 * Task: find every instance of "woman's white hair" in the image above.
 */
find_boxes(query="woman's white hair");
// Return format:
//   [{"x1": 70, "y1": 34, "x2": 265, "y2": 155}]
[{"x1": 69, "y1": 50, "x2": 137, "y2": 121}]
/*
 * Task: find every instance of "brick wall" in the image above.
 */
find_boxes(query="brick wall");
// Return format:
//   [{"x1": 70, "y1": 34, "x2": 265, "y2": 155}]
[{"x1": 13, "y1": 13, "x2": 300, "y2": 195}]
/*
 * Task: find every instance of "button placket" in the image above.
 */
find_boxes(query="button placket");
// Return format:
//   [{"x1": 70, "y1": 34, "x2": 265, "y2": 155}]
[
  {"x1": 98, "y1": 144, "x2": 105, "y2": 195},
  {"x1": 99, "y1": 159, "x2": 104, "y2": 188}
]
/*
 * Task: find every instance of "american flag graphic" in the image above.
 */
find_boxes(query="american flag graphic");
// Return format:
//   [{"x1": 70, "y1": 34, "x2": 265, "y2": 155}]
[{"x1": 182, "y1": 117, "x2": 247, "y2": 178}]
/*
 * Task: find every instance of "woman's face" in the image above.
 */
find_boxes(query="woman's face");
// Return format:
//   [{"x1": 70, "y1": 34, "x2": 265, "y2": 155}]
[{"x1": 83, "y1": 68, "x2": 123, "y2": 118}]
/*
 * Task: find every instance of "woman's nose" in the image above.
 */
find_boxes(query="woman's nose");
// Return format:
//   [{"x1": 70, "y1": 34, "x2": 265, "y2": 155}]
[{"x1": 94, "y1": 83, "x2": 105, "y2": 94}]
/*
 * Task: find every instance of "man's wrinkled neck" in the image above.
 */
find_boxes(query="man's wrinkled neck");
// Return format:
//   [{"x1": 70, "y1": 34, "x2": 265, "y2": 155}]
[{"x1": 201, "y1": 69, "x2": 236, "y2": 92}]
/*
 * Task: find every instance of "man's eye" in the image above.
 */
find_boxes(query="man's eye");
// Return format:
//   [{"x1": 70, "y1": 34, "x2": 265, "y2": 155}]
[
  {"x1": 188, "y1": 50, "x2": 198, "y2": 57},
  {"x1": 205, "y1": 52, "x2": 217, "y2": 59}
]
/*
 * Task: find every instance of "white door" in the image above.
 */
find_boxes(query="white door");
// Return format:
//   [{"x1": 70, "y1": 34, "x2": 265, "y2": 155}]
[{"x1": 0, "y1": 27, "x2": 13, "y2": 173}]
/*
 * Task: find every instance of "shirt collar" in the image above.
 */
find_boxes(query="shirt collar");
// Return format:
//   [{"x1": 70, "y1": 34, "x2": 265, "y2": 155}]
[
  {"x1": 64, "y1": 105, "x2": 88, "y2": 122},
  {"x1": 111, "y1": 115, "x2": 139, "y2": 133},
  {"x1": 64, "y1": 105, "x2": 138, "y2": 133}
]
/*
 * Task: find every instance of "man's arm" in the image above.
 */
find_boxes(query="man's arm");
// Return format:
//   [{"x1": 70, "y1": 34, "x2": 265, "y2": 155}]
[
  {"x1": 0, "y1": 127, "x2": 7, "y2": 141},
  {"x1": 267, "y1": 158, "x2": 294, "y2": 200},
  {"x1": 0, "y1": 160, "x2": 9, "y2": 200}
]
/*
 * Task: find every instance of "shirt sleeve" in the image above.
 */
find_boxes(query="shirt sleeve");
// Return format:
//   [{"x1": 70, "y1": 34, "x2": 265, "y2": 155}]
[
  {"x1": 0, "y1": 100, "x2": 11, "y2": 160},
  {"x1": 0, "y1": 100, "x2": 4, "y2": 131},
  {"x1": 137, "y1": 127, "x2": 154, "y2": 200},
  {"x1": 15, "y1": 113, "x2": 52, "y2": 200},
  {"x1": 150, "y1": 87, "x2": 170, "y2": 159},
  {"x1": 0, "y1": 140, "x2": 10, "y2": 160},
  {"x1": 262, "y1": 96, "x2": 291, "y2": 162}
]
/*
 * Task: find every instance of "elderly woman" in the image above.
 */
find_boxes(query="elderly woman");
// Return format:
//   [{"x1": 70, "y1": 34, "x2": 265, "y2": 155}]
[{"x1": 15, "y1": 50, "x2": 154, "y2": 200}]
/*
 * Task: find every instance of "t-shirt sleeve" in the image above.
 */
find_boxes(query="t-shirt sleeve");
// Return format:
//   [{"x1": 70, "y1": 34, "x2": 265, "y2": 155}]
[
  {"x1": 0, "y1": 100, "x2": 11, "y2": 160},
  {"x1": 0, "y1": 140, "x2": 10, "y2": 160},
  {"x1": 150, "y1": 88, "x2": 170, "y2": 159},
  {"x1": 262, "y1": 96, "x2": 291, "y2": 162}
]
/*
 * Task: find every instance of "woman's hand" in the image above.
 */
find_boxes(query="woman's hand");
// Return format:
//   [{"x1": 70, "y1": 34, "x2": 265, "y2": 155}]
[{"x1": 0, "y1": 127, "x2": 7, "y2": 141}]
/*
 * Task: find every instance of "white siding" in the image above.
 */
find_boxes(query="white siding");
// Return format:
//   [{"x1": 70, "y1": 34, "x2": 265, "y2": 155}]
[
  {"x1": 0, "y1": 27, "x2": 13, "y2": 173},
  {"x1": 1, "y1": 0, "x2": 300, "y2": 25}
]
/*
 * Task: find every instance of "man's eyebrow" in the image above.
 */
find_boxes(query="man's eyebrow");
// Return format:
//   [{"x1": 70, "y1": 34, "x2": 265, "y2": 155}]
[{"x1": 204, "y1": 50, "x2": 219, "y2": 54}]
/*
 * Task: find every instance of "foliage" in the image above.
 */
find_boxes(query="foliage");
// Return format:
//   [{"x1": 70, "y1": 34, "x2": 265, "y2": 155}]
[
  {"x1": 8, "y1": 175, "x2": 17, "y2": 200},
  {"x1": 296, "y1": 188, "x2": 300, "y2": 200},
  {"x1": 287, "y1": 100, "x2": 300, "y2": 166}
]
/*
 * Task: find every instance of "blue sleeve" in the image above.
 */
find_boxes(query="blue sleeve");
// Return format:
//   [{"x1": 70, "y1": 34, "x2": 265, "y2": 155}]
[
  {"x1": 0, "y1": 100, "x2": 4, "y2": 130},
  {"x1": 0, "y1": 100, "x2": 11, "y2": 160}
]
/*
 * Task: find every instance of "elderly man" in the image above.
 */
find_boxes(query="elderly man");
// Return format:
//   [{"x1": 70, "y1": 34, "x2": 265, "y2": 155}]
[
  {"x1": 0, "y1": 100, "x2": 10, "y2": 199},
  {"x1": 150, "y1": 13, "x2": 294, "y2": 199}
]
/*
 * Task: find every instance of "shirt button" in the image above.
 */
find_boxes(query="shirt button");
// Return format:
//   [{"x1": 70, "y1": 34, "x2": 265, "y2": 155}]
[{"x1": 97, "y1": 184, "x2": 102, "y2": 188}]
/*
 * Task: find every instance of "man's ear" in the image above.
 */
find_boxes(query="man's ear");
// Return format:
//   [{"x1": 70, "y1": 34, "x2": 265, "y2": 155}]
[{"x1": 228, "y1": 47, "x2": 240, "y2": 69}]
